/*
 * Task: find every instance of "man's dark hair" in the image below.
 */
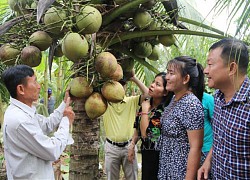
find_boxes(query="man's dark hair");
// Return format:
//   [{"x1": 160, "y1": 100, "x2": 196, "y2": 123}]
[
  {"x1": 209, "y1": 38, "x2": 249, "y2": 74},
  {"x1": 1, "y1": 65, "x2": 34, "y2": 98}
]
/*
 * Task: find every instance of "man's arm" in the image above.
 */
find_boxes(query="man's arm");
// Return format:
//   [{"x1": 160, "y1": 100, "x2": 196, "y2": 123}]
[
  {"x1": 16, "y1": 97, "x2": 75, "y2": 161},
  {"x1": 197, "y1": 148, "x2": 213, "y2": 180},
  {"x1": 37, "y1": 89, "x2": 72, "y2": 134}
]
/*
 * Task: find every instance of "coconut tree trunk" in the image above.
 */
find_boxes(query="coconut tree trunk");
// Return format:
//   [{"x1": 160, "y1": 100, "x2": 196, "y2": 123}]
[{"x1": 69, "y1": 98, "x2": 100, "y2": 179}]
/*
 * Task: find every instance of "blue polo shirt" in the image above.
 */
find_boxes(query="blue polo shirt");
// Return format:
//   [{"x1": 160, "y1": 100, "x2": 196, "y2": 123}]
[{"x1": 202, "y1": 92, "x2": 214, "y2": 153}]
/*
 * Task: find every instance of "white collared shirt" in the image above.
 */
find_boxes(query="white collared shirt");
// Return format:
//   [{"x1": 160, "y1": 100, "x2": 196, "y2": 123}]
[{"x1": 3, "y1": 97, "x2": 73, "y2": 180}]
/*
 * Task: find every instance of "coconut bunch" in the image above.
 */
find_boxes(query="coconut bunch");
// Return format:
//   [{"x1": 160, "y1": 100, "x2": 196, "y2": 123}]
[
  {"x1": 130, "y1": 8, "x2": 176, "y2": 61},
  {"x1": 0, "y1": 27, "x2": 53, "y2": 67},
  {"x1": 19, "y1": 30, "x2": 53, "y2": 67},
  {"x1": 39, "y1": 5, "x2": 102, "y2": 63},
  {"x1": 0, "y1": 44, "x2": 42, "y2": 67},
  {"x1": 67, "y1": 51, "x2": 127, "y2": 119},
  {"x1": 94, "y1": 51, "x2": 126, "y2": 103},
  {"x1": 8, "y1": 0, "x2": 37, "y2": 15}
]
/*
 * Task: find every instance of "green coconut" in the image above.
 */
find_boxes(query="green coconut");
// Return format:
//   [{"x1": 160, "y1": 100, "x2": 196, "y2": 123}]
[
  {"x1": 85, "y1": 92, "x2": 108, "y2": 119},
  {"x1": 95, "y1": 52, "x2": 117, "y2": 78},
  {"x1": 20, "y1": 46, "x2": 42, "y2": 67},
  {"x1": 101, "y1": 80, "x2": 125, "y2": 103},
  {"x1": 0, "y1": 44, "x2": 20, "y2": 65},
  {"x1": 133, "y1": 11, "x2": 152, "y2": 29},
  {"x1": 133, "y1": 42, "x2": 152, "y2": 58},
  {"x1": 69, "y1": 77, "x2": 93, "y2": 98},
  {"x1": 44, "y1": 7, "x2": 67, "y2": 35},
  {"x1": 76, "y1": 6, "x2": 102, "y2": 34},
  {"x1": 109, "y1": 64, "x2": 123, "y2": 81},
  {"x1": 148, "y1": 45, "x2": 161, "y2": 61},
  {"x1": 148, "y1": 20, "x2": 161, "y2": 30},
  {"x1": 62, "y1": 33, "x2": 89, "y2": 62},
  {"x1": 8, "y1": 0, "x2": 32, "y2": 12},
  {"x1": 159, "y1": 35, "x2": 176, "y2": 47},
  {"x1": 30, "y1": 1, "x2": 37, "y2": 9},
  {"x1": 29, "y1": 31, "x2": 52, "y2": 51}
]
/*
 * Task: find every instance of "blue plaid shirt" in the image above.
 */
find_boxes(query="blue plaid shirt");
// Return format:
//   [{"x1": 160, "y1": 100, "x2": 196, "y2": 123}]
[{"x1": 212, "y1": 77, "x2": 250, "y2": 179}]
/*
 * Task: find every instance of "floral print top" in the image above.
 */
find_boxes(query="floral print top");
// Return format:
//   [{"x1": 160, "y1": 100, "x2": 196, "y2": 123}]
[
  {"x1": 158, "y1": 93, "x2": 204, "y2": 179},
  {"x1": 134, "y1": 103, "x2": 164, "y2": 150}
]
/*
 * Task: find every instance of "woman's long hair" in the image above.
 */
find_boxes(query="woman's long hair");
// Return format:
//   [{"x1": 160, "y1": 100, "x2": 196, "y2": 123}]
[{"x1": 167, "y1": 56, "x2": 204, "y2": 101}]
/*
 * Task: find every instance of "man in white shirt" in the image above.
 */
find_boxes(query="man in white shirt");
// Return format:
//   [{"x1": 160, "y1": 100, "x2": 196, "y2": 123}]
[{"x1": 1, "y1": 65, "x2": 75, "y2": 180}]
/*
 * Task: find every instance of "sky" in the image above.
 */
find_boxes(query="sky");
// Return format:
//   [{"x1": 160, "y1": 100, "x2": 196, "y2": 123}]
[{"x1": 194, "y1": 0, "x2": 240, "y2": 35}]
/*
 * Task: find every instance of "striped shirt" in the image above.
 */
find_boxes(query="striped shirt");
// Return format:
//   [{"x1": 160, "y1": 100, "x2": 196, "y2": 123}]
[{"x1": 212, "y1": 77, "x2": 250, "y2": 179}]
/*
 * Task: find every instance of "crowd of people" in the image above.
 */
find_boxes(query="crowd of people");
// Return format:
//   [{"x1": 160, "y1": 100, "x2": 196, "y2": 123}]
[{"x1": 1, "y1": 37, "x2": 249, "y2": 179}]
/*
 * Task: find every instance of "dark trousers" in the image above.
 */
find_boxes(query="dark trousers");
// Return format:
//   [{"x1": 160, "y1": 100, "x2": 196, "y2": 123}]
[{"x1": 141, "y1": 149, "x2": 160, "y2": 180}]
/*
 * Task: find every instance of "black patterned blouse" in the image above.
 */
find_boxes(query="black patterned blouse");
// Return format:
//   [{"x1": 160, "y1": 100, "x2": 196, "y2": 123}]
[
  {"x1": 134, "y1": 103, "x2": 165, "y2": 150},
  {"x1": 158, "y1": 93, "x2": 204, "y2": 180}
]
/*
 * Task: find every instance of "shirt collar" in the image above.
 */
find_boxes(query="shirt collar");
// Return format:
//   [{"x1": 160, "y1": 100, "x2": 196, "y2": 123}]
[
  {"x1": 10, "y1": 97, "x2": 36, "y2": 118},
  {"x1": 216, "y1": 77, "x2": 250, "y2": 104}
]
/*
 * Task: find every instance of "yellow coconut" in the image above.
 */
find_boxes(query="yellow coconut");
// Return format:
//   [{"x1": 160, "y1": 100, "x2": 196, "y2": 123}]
[
  {"x1": 101, "y1": 80, "x2": 125, "y2": 103},
  {"x1": 85, "y1": 92, "x2": 108, "y2": 119},
  {"x1": 109, "y1": 64, "x2": 123, "y2": 81},
  {"x1": 95, "y1": 52, "x2": 117, "y2": 78},
  {"x1": 69, "y1": 77, "x2": 93, "y2": 98}
]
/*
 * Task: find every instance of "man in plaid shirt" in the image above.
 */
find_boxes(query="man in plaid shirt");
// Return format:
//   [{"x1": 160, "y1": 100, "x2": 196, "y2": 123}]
[{"x1": 198, "y1": 38, "x2": 250, "y2": 179}]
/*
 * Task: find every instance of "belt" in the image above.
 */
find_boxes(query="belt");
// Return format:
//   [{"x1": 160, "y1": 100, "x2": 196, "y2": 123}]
[{"x1": 106, "y1": 138, "x2": 131, "y2": 147}]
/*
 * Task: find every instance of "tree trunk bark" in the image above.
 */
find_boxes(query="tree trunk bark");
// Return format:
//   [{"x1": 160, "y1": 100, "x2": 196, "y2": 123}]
[{"x1": 69, "y1": 98, "x2": 100, "y2": 180}]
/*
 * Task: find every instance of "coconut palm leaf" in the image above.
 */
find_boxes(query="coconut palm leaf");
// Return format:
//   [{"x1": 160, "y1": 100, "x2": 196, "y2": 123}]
[
  {"x1": 206, "y1": 0, "x2": 249, "y2": 37},
  {"x1": 234, "y1": 2, "x2": 250, "y2": 37}
]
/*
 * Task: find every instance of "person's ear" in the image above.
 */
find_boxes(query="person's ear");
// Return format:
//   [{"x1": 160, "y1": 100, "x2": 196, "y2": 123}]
[
  {"x1": 183, "y1": 74, "x2": 190, "y2": 85},
  {"x1": 17, "y1": 84, "x2": 25, "y2": 95},
  {"x1": 229, "y1": 62, "x2": 237, "y2": 76}
]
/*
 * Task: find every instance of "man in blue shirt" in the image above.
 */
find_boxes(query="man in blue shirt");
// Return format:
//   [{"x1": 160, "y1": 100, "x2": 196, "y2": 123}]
[
  {"x1": 40, "y1": 88, "x2": 56, "y2": 114},
  {"x1": 198, "y1": 38, "x2": 250, "y2": 179}
]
